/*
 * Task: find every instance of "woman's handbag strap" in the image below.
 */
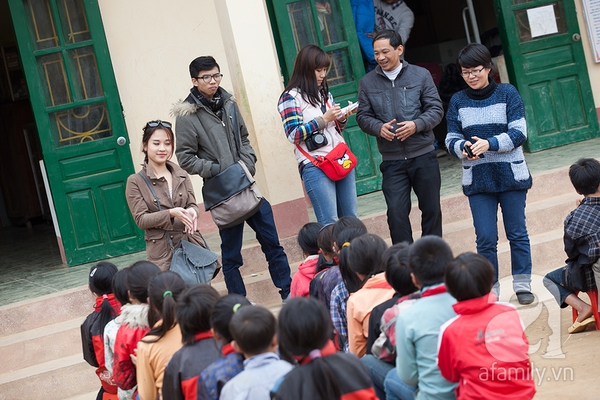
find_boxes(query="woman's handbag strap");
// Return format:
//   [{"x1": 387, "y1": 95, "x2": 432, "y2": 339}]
[{"x1": 137, "y1": 172, "x2": 209, "y2": 250}]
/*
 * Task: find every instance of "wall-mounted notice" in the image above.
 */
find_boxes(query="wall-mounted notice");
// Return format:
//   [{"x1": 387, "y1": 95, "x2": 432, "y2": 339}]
[
  {"x1": 527, "y1": 5, "x2": 558, "y2": 38},
  {"x1": 582, "y1": 0, "x2": 600, "y2": 63}
]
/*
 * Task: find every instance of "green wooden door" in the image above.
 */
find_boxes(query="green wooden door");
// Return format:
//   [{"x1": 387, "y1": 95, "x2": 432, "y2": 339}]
[
  {"x1": 495, "y1": 0, "x2": 599, "y2": 152},
  {"x1": 268, "y1": 0, "x2": 383, "y2": 194},
  {"x1": 8, "y1": 0, "x2": 144, "y2": 265}
]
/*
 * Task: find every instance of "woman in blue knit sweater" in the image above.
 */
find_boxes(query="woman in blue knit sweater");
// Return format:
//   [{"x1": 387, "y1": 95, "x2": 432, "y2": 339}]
[{"x1": 445, "y1": 43, "x2": 534, "y2": 305}]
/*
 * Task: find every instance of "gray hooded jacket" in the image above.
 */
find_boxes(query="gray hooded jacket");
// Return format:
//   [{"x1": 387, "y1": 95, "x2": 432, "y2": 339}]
[{"x1": 172, "y1": 88, "x2": 257, "y2": 180}]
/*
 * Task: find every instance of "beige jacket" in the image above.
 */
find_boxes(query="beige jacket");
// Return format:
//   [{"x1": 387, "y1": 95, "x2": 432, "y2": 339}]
[
  {"x1": 126, "y1": 161, "x2": 205, "y2": 271},
  {"x1": 347, "y1": 273, "x2": 394, "y2": 357},
  {"x1": 135, "y1": 324, "x2": 183, "y2": 400}
]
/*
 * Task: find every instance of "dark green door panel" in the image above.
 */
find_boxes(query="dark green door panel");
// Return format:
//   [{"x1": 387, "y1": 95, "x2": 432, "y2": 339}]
[
  {"x1": 8, "y1": 0, "x2": 144, "y2": 265},
  {"x1": 268, "y1": 0, "x2": 382, "y2": 194},
  {"x1": 495, "y1": 0, "x2": 599, "y2": 152}
]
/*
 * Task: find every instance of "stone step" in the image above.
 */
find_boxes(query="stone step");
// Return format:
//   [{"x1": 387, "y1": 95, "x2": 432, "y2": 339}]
[{"x1": 0, "y1": 164, "x2": 580, "y2": 399}]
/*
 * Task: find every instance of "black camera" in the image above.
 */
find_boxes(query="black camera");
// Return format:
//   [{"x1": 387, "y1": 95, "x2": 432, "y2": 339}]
[{"x1": 305, "y1": 132, "x2": 328, "y2": 151}]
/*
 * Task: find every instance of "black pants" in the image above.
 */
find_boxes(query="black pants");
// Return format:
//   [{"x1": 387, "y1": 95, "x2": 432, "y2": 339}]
[{"x1": 380, "y1": 150, "x2": 442, "y2": 244}]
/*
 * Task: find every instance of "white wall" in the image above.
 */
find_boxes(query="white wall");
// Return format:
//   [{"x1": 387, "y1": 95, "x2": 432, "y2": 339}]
[
  {"x1": 577, "y1": 0, "x2": 600, "y2": 107},
  {"x1": 98, "y1": 0, "x2": 304, "y2": 205}
]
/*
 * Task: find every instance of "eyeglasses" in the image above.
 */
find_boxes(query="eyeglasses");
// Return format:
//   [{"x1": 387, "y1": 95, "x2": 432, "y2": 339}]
[
  {"x1": 143, "y1": 120, "x2": 172, "y2": 131},
  {"x1": 196, "y1": 73, "x2": 223, "y2": 83},
  {"x1": 460, "y1": 67, "x2": 486, "y2": 78}
]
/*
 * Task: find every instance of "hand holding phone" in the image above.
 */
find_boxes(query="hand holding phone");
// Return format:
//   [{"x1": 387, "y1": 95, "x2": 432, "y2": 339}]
[
  {"x1": 464, "y1": 144, "x2": 485, "y2": 158},
  {"x1": 338, "y1": 102, "x2": 359, "y2": 119}
]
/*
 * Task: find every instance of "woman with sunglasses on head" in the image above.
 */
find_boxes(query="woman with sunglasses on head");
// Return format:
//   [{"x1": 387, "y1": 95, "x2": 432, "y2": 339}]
[
  {"x1": 126, "y1": 120, "x2": 207, "y2": 271},
  {"x1": 277, "y1": 44, "x2": 358, "y2": 225},
  {"x1": 445, "y1": 43, "x2": 534, "y2": 305}
]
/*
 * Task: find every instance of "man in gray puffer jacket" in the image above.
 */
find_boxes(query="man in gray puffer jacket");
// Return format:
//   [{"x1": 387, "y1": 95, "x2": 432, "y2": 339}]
[
  {"x1": 357, "y1": 30, "x2": 444, "y2": 245},
  {"x1": 173, "y1": 56, "x2": 291, "y2": 301}
]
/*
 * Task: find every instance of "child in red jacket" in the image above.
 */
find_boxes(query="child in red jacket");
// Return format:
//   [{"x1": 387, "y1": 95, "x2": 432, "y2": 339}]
[
  {"x1": 81, "y1": 262, "x2": 121, "y2": 400},
  {"x1": 112, "y1": 261, "x2": 160, "y2": 398},
  {"x1": 291, "y1": 222, "x2": 323, "y2": 298},
  {"x1": 438, "y1": 252, "x2": 536, "y2": 400}
]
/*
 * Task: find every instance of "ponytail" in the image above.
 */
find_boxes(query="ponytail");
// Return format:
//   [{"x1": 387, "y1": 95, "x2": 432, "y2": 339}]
[{"x1": 143, "y1": 271, "x2": 186, "y2": 343}]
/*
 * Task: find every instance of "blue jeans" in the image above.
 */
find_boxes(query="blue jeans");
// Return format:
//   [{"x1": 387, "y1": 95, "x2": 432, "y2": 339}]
[
  {"x1": 543, "y1": 267, "x2": 572, "y2": 308},
  {"x1": 468, "y1": 190, "x2": 532, "y2": 293},
  {"x1": 301, "y1": 163, "x2": 358, "y2": 225},
  {"x1": 380, "y1": 151, "x2": 442, "y2": 244},
  {"x1": 385, "y1": 368, "x2": 416, "y2": 400},
  {"x1": 361, "y1": 354, "x2": 395, "y2": 400},
  {"x1": 219, "y1": 199, "x2": 291, "y2": 299}
]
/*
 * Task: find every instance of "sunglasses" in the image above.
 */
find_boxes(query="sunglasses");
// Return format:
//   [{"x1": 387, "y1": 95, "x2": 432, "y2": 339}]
[{"x1": 143, "y1": 120, "x2": 172, "y2": 131}]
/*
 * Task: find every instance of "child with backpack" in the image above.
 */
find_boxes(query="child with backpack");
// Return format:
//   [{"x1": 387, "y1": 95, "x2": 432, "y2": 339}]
[{"x1": 81, "y1": 262, "x2": 121, "y2": 400}]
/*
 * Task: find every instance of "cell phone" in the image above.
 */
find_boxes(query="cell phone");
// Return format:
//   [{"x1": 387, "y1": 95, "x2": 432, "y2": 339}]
[
  {"x1": 464, "y1": 144, "x2": 485, "y2": 158},
  {"x1": 338, "y1": 102, "x2": 359, "y2": 119},
  {"x1": 464, "y1": 144, "x2": 474, "y2": 158}
]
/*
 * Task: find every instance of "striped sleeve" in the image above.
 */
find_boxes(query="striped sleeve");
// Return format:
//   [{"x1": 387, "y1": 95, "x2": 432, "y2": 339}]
[{"x1": 277, "y1": 92, "x2": 321, "y2": 144}]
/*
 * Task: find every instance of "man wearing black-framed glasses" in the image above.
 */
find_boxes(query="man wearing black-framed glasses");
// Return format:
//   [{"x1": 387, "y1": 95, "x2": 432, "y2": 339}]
[{"x1": 172, "y1": 56, "x2": 292, "y2": 301}]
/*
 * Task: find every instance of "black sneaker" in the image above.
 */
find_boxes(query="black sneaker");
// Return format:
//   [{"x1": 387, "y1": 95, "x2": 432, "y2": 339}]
[{"x1": 516, "y1": 291, "x2": 535, "y2": 305}]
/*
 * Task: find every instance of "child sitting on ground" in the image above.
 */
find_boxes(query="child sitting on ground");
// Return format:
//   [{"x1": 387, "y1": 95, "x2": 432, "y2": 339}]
[
  {"x1": 315, "y1": 216, "x2": 367, "y2": 310},
  {"x1": 197, "y1": 294, "x2": 253, "y2": 400},
  {"x1": 162, "y1": 284, "x2": 221, "y2": 400},
  {"x1": 346, "y1": 233, "x2": 394, "y2": 357},
  {"x1": 81, "y1": 262, "x2": 121, "y2": 400},
  {"x1": 272, "y1": 297, "x2": 377, "y2": 399},
  {"x1": 219, "y1": 305, "x2": 293, "y2": 400},
  {"x1": 309, "y1": 224, "x2": 336, "y2": 299},
  {"x1": 396, "y1": 236, "x2": 457, "y2": 400},
  {"x1": 438, "y1": 252, "x2": 535, "y2": 399},
  {"x1": 361, "y1": 242, "x2": 420, "y2": 400},
  {"x1": 544, "y1": 157, "x2": 600, "y2": 333},
  {"x1": 329, "y1": 227, "x2": 368, "y2": 351},
  {"x1": 291, "y1": 222, "x2": 323, "y2": 298}
]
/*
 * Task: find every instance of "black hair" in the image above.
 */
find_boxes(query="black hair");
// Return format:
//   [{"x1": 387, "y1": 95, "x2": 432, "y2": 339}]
[
  {"x1": 569, "y1": 158, "x2": 600, "y2": 195},
  {"x1": 332, "y1": 216, "x2": 367, "y2": 249},
  {"x1": 176, "y1": 284, "x2": 220, "y2": 345},
  {"x1": 277, "y1": 297, "x2": 341, "y2": 399},
  {"x1": 337, "y1": 228, "x2": 368, "y2": 293},
  {"x1": 383, "y1": 242, "x2": 418, "y2": 296},
  {"x1": 143, "y1": 271, "x2": 187, "y2": 343},
  {"x1": 112, "y1": 267, "x2": 130, "y2": 306},
  {"x1": 445, "y1": 252, "x2": 494, "y2": 301},
  {"x1": 141, "y1": 121, "x2": 175, "y2": 164},
  {"x1": 408, "y1": 236, "x2": 454, "y2": 287},
  {"x1": 456, "y1": 43, "x2": 493, "y2": 70},
  {"x1": 210, "y1": 294, "x2": 252, "y2": 343},
  {"x1": 347, "y1": 234, "x2": 388, "y2": 287},
  {"x1": 372, "y1": 29, "x2": 403, "y2": 48},
  {"x1": 126, "y1": 261, "x2": 160, "y2": 303},
  {"x1": 88, "y1": 262, "x2": 119, "y2": 336},
  {"x1": 315, "y1": 224, "x2": 336, "y2": 273},
  {"x1": 284, "y1": 44, "x2": 331, "y2": 108},
  {"x1": 189, "y1": 56, "x2": 220, "y2": 78},
  {"x1": 229, "y1": 305, "x2": 276, "y2": 356},
  {"x1": 298, "y1": 222, "x2": 323, "y2": 256}
]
